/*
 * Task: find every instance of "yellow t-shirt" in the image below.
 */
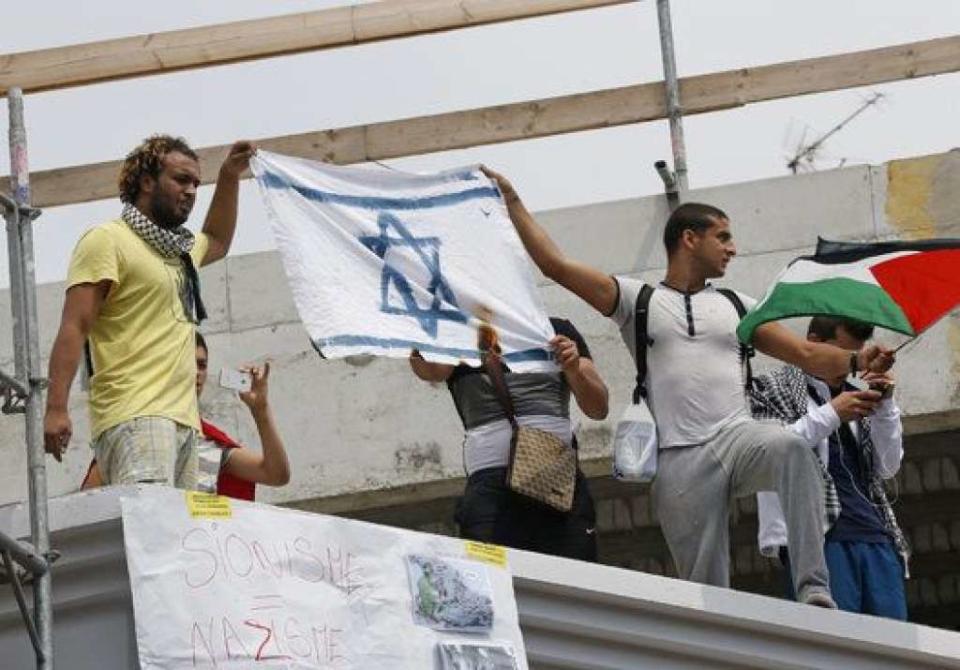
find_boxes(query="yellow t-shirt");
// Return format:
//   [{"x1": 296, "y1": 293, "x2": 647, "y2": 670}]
[{"x1": 67, "y1": 220, "x2": 210, "y2": 438}]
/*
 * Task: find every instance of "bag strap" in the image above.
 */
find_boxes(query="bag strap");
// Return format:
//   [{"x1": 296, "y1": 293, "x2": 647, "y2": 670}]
[
  {"x1": 84, "y1": 340, "x2": 94, "y2": 377},
  {"x1": 482, "y1": 350, "x2": 519, "y2": 430},
  {"x1": 717, "y1": 287, "x2": 754, "y2": 389},
  {"x1": 632, "y1": 284, "x2": 656, "y2": 404}
]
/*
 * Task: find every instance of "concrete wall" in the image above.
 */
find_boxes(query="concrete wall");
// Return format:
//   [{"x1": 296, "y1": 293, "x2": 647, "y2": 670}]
[{"x1": 1, "y1": 150, "x2": 959, "y2": 508}]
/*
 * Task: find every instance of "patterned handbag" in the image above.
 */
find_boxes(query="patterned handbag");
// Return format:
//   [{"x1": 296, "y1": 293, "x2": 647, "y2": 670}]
[{"x1": 482, "y1": 350, "x2": 577, "y2": 513}]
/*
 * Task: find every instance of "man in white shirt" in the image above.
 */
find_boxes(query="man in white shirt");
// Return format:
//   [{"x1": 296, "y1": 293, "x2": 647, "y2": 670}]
[
  {"x1": 752, "y1": 316, "x2": 907, "y2": 619},
  {"x1": 481, "y1": 167, "x2": 894, "y2": 607}
]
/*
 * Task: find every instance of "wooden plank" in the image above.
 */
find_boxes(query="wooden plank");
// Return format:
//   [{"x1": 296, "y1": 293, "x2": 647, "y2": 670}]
[
  {"x1": 0, "y1": 0, "x2": 633, "y2": 96},
  {"x1": 5, "y1": 35, "x2": 959, "y2": 209}
]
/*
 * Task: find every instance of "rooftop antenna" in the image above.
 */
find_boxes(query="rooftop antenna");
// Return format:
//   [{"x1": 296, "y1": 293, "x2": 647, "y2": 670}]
[{"x1": 787, "y1": 92, "x2": 885, "y2": 174}]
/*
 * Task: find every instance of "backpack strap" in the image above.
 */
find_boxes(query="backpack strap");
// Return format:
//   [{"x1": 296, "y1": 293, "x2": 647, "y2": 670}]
[
  {"x1": 632, "y1": 284, "x2": 655, "y2": 404},
  {"x1": 717, "y1": 288, "x2": 755, "y2": 389}
]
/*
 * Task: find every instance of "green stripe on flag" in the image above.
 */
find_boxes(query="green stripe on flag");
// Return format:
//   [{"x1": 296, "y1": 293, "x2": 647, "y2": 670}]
[{"x1": 736, "y1": 277, "x2": 915, "y2": 343}]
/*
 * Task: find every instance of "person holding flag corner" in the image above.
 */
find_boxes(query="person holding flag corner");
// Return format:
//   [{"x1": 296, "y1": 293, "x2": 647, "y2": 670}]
[{"x1": 44, "y1": 135, "x2": 254, "y2": 489}]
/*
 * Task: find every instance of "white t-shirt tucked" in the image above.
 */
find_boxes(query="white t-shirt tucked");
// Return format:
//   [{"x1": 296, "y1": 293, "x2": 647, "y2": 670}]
[{"x1": 610, "y1": 277, "x2": 757, "y2": 448}]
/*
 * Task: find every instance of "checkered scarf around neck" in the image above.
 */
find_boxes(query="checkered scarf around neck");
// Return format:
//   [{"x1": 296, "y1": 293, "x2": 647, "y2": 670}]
[
  {"x1": 749, "y1": 364, "x2": 910, "y2": 575},
  {"x1": 122, "y1": 203, "x2": 207, "y2": 322},
  {"x1": 750, "y1": 366, "x2": 840, "y2": 529}
]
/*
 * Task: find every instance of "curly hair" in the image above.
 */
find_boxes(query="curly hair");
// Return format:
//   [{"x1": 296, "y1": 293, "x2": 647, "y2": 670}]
[{"x1": 117, "y1": 135, "x2": 198, "y2": 204}]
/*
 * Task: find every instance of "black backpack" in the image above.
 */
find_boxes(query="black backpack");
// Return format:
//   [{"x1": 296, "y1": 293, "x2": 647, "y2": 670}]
[{"x1": 632, "y1": 284, "x2": 754, "y2": 404}]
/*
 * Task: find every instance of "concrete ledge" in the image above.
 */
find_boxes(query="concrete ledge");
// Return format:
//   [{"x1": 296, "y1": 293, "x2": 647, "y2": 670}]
[{"x1": 512, "y1": 550, "x2": 960, "y2": 669}]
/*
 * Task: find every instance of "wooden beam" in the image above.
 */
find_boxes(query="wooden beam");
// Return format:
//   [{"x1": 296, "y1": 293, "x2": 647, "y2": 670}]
[
  {"x1": 0, "y1": 0, "x2": 633, "y2": 96},
  {"x1": 4, "y1": 35, "x2": 959, "y2": 209}
]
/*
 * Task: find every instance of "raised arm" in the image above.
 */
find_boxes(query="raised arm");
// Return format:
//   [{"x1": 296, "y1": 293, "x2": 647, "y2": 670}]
[
  {"x1": 44, "y1": 281, "x2": 110, "y2": 461},
  {"x1": 482, "y1": 167, "x2": 619, "y2": 316},
  {"x1": 752, "y1": 321, "x2": 894, "y2": 381},
  {"x1": 201, "y1": 140, "x2": 255, "y2": 266},
  {"x1": 409, "y1": 350, "x2": 455, "y2": 383},
  {"x1": 224, "y1": 362, "x2": 291, "y2": 486}
]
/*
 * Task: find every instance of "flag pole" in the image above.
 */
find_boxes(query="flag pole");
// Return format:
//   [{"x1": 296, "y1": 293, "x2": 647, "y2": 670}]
[{"x1": 892, "y1": 337, "x2": 917, "y2": 354}]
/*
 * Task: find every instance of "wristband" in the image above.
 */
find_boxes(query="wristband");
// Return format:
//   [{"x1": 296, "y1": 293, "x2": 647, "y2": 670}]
[{"x1": 849, "y1": 351, "x2": 859, "y2": 375}]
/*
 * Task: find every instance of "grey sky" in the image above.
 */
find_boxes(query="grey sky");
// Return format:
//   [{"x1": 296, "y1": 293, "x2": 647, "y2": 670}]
[{"x1": 1, "y1": 0, "x2": 958, "y2": 286}]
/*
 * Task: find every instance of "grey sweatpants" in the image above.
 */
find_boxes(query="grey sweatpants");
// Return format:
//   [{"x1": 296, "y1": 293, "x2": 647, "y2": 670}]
[{"x1": 652, "y1": 419, "x2": 830, "y2": 599}]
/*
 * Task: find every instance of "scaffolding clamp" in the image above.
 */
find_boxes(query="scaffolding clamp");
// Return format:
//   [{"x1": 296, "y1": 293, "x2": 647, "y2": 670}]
[
  {"x1": 654, "y1": 160, "x2": 680, "y2": 210},
  {"x1": 0, "y1": 370, "x2": 28, "y2": 414},
  {"x1": 0, "y1": 192, "x2": 41, "y2": 222}
]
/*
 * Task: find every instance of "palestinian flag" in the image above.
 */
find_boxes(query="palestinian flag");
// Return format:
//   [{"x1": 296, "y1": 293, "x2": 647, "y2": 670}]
[{"x1": 737, "y1": 237, "x2": 960, "y2": 343}]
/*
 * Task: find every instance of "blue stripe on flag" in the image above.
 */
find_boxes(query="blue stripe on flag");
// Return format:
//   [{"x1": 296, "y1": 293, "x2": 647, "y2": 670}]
[
  {"x1": 314, "y1": 335, "x2": 553, "y2": 363},
  {"x1": 261, "y1": 171, "x2": 500, "y2": 210}
]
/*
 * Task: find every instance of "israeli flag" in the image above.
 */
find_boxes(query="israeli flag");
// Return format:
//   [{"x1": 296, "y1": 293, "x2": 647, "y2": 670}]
[{"x1": 251, "y1": 151, "x2": 556, "y2": 371}]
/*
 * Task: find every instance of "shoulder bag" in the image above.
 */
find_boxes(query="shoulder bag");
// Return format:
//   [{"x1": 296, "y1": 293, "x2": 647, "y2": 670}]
[{"x1": 482, "y1": 350, "x2": 577, "y2": 512}]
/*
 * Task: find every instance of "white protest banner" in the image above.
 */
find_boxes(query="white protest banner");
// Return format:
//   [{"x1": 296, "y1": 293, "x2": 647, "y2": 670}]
[
  {"x1": 250, "y1": 150, "x2": 556, "y2": 371},
  {"x1": 121, "y1": 487, "x2": 527, "y2": 669}
]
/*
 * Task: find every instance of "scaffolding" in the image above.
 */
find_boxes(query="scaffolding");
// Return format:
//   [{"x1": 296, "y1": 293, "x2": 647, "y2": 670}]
[
  {"x1": 0, "y1": 87, "x2": 53, "y2": 669},
  {"x1": 0, "y1": 2, "x2": 957, "y2": 667}
]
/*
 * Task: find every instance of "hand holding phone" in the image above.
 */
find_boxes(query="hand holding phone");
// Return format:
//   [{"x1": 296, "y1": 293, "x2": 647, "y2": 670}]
[
  {"x1": 862, "y1": 371, "x2": 895, "y2": 400},
  {"x1": 219, "y1": 367, "x2": 253, "y2": 393}
]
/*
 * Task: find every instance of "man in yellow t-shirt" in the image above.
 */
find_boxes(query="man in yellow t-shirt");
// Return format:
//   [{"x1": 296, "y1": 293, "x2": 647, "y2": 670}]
[{"x1": 44, "y1": 135, "x2": 254, "y2": 488}]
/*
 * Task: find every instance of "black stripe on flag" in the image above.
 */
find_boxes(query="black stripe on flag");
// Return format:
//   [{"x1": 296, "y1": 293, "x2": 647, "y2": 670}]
[{"x1": 804, "y1": 237, "x2": 960, "y2": 265}]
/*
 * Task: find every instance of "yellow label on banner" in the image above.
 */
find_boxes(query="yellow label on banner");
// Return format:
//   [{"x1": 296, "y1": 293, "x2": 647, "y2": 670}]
[
  {"x1": 185, "y1": 492, "x2": 232, "y2": 519},
  {"x1": 465, "y1": 541, "x2": 507, "y2": 568}
]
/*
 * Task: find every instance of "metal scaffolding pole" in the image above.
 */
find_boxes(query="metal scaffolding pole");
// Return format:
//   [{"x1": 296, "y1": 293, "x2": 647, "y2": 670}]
[
  {"x1": 655, "y1": 0, "x2": 688, "y2": 199},
  {"x1": 3, "y1": 86, "x2": 53, "y2": 669}
]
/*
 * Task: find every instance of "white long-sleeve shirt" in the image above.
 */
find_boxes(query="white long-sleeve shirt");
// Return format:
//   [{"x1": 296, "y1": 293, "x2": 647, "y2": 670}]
[{"x1": 756, "y1": 375, "x2": 904, "y2": 556}]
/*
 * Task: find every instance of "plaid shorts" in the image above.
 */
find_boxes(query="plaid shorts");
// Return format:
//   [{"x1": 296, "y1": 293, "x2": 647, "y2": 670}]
[
  {"x1": 196, "y1": 438, "x2": 230, "y2": 494},
  {"x1": 92, "y1": 416, "x2": 199, "y2": 489}
]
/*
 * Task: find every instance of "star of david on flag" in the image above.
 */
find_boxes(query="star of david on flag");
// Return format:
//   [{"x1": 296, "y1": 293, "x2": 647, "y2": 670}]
[
  {"x1": 251, "y1": 151, "x2": 556, "y2": 371},
  {"x1": 359, "y1": 212, "x2": 467, "y2": 338}
]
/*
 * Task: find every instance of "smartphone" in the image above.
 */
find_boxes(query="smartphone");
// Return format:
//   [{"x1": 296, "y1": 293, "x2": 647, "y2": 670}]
[
  {"x1": 846, "y1": 375, "x2": 869, "y2": 391},
  {"x1": 219, "y1": 368, "x2": 252, "y2": 393},
  {"x1": 849, "y1": 375, "x2": 892, "y2": 399}
]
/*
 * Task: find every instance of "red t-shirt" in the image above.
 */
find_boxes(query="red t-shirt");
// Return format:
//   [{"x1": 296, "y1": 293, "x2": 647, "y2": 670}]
[{"x1": 201, "y1": 420, "x2": 256, "y2": 502}]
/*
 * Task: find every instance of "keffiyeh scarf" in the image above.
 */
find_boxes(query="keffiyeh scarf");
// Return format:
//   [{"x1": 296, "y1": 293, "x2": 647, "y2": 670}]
[
  {"x1": 749, "y1": 365, "x2": 910, "y2": 574},
  {"x1": 122, "y1": 203, "x2": 207, "y2": 322}
]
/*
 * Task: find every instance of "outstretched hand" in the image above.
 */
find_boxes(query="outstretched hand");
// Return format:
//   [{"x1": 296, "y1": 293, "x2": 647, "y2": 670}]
[
  {"x1": 239, "y1": 361, "x2": 270, "y2": 413},
  {"x1": 551, "y1": 335, "x2": 580, "y2": 373},
  {"x1": 857, "y1": 344, "x2": 895, "y2": 374},
  {"x1": 220, "y1": 140, "x2": 256, "y2": 179},
  {"x1": 480, "y1": 166, "x2": 520, "y2": 205}
]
